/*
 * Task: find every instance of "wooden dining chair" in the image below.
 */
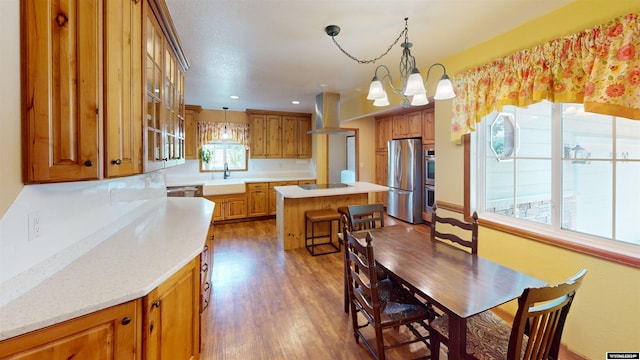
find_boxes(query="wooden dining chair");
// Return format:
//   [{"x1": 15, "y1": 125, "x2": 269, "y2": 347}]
[
  {"x1": 430, "y1": 202, "x2": 479, "y2": 254},
  {"x1": 344, "y1": 229, "x2": 432, "y2": 360},
  {"x1": 347, "y1": 203, "x2": 385, "y2": 231},
  {"x1": 429, "y1": 269, "x2": 587, "y2": 360},
  {"x1": 340, "y1": 203, "x2": 388, "y2": 313}
]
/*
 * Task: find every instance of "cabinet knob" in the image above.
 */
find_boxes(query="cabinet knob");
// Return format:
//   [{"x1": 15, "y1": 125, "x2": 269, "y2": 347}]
[
  {"x1": 121, "y1": 317, "x2": 131, "y2": 325},
  {"x1": 55, "y1": 13, "x2": 68, "y2": 27},
  {"x1": 153, "y1": 301, "x2": 161, "y2": 308},
  {"x1": 112, "y1": 159, "x2": 122, "y2": 165},
  {"x1": 84, "y1": 160, "x2": 93, "y2": 167},
  {"x1": 162, "y1": 157, "x2": 168, "y2": 161}
]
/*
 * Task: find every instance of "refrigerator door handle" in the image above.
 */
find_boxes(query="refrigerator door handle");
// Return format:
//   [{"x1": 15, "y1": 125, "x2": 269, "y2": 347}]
[
  {"x1": 392, "y1": 189, "x2": 412, "y2": 195},
  {"x1": 394, "y1": 145, "x2": 402, "y2": 183}
]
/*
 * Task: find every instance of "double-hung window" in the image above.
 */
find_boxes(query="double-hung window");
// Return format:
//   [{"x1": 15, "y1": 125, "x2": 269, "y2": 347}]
[{"x1": 472, "y1": 100, "x2": 640, "y2": 249}]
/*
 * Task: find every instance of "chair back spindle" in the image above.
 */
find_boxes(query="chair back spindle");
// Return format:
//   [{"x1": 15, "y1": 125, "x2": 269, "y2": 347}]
[
  {"x1": 430, "y1": 202, "x2": 479, "y2": 254},
  {"x1": 347, "y1": 203, "x2": 385, "y2": 231}
]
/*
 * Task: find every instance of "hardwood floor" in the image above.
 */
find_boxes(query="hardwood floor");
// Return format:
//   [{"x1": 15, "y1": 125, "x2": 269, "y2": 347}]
[
  {"x1": 200, "y1": 217, "x2": 582, "y2": 360},
  {"x1": 200, "y1": 218, "x2": 431, "y2": 360}
]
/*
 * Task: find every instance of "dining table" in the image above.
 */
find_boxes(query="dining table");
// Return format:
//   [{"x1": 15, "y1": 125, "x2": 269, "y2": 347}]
[{"x1": 352, "y1": 225, "x2": 546, "y2": 360}]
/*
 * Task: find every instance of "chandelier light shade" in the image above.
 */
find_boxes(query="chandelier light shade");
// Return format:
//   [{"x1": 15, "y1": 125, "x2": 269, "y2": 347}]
[
  {"x1": 326, "y1": 18, "x2": 456, "y2": 108},
  {"x1": 366, "y1": 77, "x2": 386, "y2": 100},
  {"x1": 373, "y1": 92, "x2": 390, "y2": 107},
  {"x1": 410, "y1": 93, "x2": 429, "y2": 106},
  {"x1": 433, "y1": 73, "x2": 456, "y2": 100},
  {"x1": 403, "y1": 68, "x2": 427, "y2": 96}
]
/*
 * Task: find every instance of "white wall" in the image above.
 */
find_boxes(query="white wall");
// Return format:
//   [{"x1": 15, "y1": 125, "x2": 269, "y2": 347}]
[{"x1": 0, "y1": 172, "x2": 167, "y2": 306}]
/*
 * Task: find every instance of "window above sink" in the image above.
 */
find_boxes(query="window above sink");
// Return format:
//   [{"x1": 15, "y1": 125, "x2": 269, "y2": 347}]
[{"x1": 200, "y1": 143, "x2": 248, "y2": 173}]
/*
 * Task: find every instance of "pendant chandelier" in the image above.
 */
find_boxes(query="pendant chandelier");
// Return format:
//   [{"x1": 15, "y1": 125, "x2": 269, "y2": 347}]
[{"x1": 325, "y1": 18, "x2": 456, "y2": 108}]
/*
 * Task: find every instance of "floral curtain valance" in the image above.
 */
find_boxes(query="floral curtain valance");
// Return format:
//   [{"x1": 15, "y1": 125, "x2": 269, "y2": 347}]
[
  {"x1": 450, "y1": 12, "x2": 640, "y2": 143},
  {"x1": 198, "y1": 122, "x2": 250, "y2": 148}
]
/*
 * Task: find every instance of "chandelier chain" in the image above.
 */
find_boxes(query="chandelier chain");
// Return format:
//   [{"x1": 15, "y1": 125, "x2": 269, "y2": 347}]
[{"x1": 330, "y1": 26, "x2": 408, "y2": 65}]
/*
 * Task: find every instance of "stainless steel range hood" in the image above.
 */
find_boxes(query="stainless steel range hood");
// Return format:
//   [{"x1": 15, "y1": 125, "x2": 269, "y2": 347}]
[{"x1": 308, "y1": 92, "x2": 353, "y2": 135}]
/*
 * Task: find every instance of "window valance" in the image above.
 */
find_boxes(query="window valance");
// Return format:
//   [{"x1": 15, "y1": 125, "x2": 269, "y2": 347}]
[
  {"x1": 198, "y1": 122, "x2": 250, "y2": 148},
  {"x1": 450, "y1": 12, "x2": 640, "y2": 142}
]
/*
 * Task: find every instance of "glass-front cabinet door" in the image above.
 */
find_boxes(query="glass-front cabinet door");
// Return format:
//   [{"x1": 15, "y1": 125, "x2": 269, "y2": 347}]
[
  {"x1": 176, "y1": 66, "x2": 186, "y2": 165},
  {"x1": 145, "y1": 10, "x2": 165, "y2": 172},
  {"x1": 143, "y1": 2, "x2": 186, "y2": 172},
  {"x1": 163, "y1": 46, "x2": 177, "y2": 167}
]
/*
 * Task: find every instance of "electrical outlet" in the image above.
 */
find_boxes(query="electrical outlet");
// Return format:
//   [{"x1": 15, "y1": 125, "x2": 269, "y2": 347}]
[{"x1": 28, "y1": 211, "x2": 42, "y2": 241}]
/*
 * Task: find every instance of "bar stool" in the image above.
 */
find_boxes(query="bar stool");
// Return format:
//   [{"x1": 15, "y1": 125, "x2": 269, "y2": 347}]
[{"x1": 305, "y1": 209, "x2": 342, "y2": 256}]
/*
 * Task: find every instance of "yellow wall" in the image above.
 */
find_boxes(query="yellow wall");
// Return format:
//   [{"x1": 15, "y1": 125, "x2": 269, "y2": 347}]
[
  {"x1": 437, "y1": 1, "x2": 640, "y2": 357},
  {"x1": 341, "y1": 1, "x2": 640, "y2": 357},
  {"x1": 0, "y1": 0, "x2": 22, "y2": 218},
  {"x1": 312, "y1": 111, "x2": 377, "y2": 187}
]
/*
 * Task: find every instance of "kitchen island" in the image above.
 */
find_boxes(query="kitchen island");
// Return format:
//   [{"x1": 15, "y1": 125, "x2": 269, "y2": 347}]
[{"x1": 274, "y1": 182, "x2": 388, "y2": 250}]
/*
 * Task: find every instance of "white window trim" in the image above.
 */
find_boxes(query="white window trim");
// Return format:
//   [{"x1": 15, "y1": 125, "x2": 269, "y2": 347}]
[{"x1": 470, "y1": 103, "x2": 640, "y2": 265}]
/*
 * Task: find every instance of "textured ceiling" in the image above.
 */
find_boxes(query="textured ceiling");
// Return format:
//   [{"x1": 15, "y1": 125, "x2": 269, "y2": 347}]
[{"x1": 164, "y1": 0, "x2": 573, "y2": 114}]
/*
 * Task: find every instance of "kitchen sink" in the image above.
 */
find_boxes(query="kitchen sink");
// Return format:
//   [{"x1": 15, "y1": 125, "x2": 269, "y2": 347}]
[{"x1": 202, "y1": 179, "x2": 246, "y2": 196}]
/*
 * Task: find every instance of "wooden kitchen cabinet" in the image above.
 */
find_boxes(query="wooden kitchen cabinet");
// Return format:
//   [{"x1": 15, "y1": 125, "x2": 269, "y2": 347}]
[
  {"x1": 144, "y1": 256, "x2": 200, "y2": 360},
  {"x1": 375, "y1": 151, "x2": 389, "y2": 207},
  {"x1": 0, "y1": 254, "x2": 205, "y2": 360},
  {"x1": 375, "y1": 116, "x2": 393, "y2": 152},
  {"x1": 248, "y1": 113, "x2": 282, "y2": 158},
  {"x1": 162, "y1": 46, "x2": 186, "y2": 168},
  {"x1": 21, "y1": 0, "x2": 187, "y2": 182},
  {"x1": 298, "y1": 116, "x2": 313, "y2": 158},
  {"x1": 392, "y1": 110, "x2": 422, "y2": 139},
  {"x1": 422, "y1": 107, "x2": 435, "y2": 146},
  {"x1": 105, "y1": 0, "x2": 143, "y2": 178},
  {"x1": 248, "y1": 110, "x2": 312, "y2": 159},
  {"x1": 206, "y1": 194, "x2": 247, "y2": 221},
  {"x1": 250, "y1": 180, "x2": 317, "y2": 217},
  {"x1": 199, "y1": 219, "x2": 214, "y2": 352},
  {"x1": 247, "y1": 182, "x2": 269, "y2": 217},
  {"x1": 22, "y1": 0, "x2": 102, "y2": 183},
  {"x1": 143, "y1": 1, "x2": 187, "y2": 172},
  {"x1": 282, "y1": 115, "x2": 312, "y2": 158},
  {"x1": 0, "y1": 300, "x2": 141, "y2": 359},
  {"x1": 185, "y1": 105, "x2": 203, "y2": 160}
]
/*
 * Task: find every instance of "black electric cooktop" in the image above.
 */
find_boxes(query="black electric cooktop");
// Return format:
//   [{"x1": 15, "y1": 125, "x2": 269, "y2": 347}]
[{"x1": 298, "y1": 183, "x2": 352, "y2": 190}]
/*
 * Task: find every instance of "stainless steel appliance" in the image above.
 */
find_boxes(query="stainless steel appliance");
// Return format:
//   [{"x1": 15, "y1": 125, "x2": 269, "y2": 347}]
[
  {"x1": 166, "y1": 185, "x2": 202, "y2": 197},
  {"x1": 387, "y1": 138, "x2": 423, "y2": 224},
  {"x1": 425, "y1": 149, "x2": 435, "y2": 213}
]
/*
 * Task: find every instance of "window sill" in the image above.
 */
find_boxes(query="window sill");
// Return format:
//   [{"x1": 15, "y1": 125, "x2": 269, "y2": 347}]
[{"x1": 479, "y1": 214, "x2": 640, "y2": 269}]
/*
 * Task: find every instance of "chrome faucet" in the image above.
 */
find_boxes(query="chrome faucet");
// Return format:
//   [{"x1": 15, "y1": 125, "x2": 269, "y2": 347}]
[{"x1": 223, "y1": 163, "x2": 230, "y2": 179}]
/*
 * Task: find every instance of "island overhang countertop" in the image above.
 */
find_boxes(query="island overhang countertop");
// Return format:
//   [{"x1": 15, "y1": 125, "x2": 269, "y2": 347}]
[{"x1": 274, "y1": 181, "x2": 389, "y2": 198}]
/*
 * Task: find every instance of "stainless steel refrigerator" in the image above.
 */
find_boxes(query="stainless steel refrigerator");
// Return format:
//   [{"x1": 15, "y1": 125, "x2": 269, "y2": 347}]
[{"x1": 387, "y1": 138, "x2": 423, "y2": 224}]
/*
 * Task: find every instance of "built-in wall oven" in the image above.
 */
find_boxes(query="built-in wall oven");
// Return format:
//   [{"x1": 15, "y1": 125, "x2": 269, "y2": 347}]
[{"x1": 424, "y1": 149, "x2": 435, "y2": 212}]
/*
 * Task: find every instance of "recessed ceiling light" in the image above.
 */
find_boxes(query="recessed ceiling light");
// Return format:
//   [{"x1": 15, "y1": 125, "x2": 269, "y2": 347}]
[
  {"x1": 291, "y1": 100, "x2": 300, "y2": 105},
  {"x1": 320, "y1": 84, "x2": 328, "y2": 88},
  {"x1": 230, "y1": 95, "x2": 239, "y2": 99}
]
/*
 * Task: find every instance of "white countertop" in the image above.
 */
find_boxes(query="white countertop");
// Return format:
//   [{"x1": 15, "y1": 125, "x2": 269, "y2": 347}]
[
  {"x1": 165, "y1": 176, "x2": 317, "y2": 196},
  {"x1": 0, "y1": 197, "x2": 214, "y2": 341},
  {"x1": 165, "y1": 176, "x2": 316, "y2": 188},
  {"x1": 275, "y1": 181, "x2": 389, "y2": 198}
]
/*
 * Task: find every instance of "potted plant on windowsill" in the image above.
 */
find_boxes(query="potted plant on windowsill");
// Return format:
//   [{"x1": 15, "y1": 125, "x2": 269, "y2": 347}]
[{"x1": 200, "y1": 148, "x2": 211, "y2": 163}]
